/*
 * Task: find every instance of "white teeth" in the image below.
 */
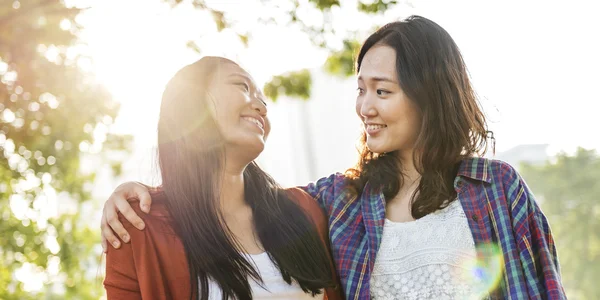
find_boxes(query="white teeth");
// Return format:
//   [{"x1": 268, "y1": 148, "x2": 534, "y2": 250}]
[
  {"x1": 243, "y1": 117, "x2": 263, "y2": 129},
  {"x1": 366, "y1": 124, "x2": 386, "y2": 131}
]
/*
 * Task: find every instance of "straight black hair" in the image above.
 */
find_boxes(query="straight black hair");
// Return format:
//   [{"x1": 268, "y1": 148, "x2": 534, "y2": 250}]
[{"x1": 157, "y1": 57, "x2": 336, "y2": 300}]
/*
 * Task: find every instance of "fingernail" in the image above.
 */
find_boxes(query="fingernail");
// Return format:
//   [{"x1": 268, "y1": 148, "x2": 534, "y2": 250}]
[
  {"x1": 122, "y1": 234, "x2": 129, "y2": 243},
  {"x1": 141, "y1": 205, "x2": 149, "y2": 213},
  {"x1": 113, "y1": 241, "x2": 120, "y2": 248},
  {"x1": 137, "y1": 222, "x2": 145, "y2": 230}
]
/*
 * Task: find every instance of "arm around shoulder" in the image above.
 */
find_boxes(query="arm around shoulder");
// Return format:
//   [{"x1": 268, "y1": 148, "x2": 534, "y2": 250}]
[{"x1": 299, "y1": 172, "x2": 345, "y2": 211}]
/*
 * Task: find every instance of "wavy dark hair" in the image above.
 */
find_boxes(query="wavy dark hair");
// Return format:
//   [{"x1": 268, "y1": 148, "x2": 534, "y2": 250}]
[
  {"x1": 346, "y1": 16, "x2": 492, "y2": 218},
  {"x1": 157, "y1": 57, "x2": 336, "y2": 300}
]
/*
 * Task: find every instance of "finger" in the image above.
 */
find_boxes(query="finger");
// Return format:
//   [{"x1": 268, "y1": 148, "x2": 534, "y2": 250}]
[
  {"x1": 115, "y1": 197, "x2": 145, "y2": 231},
  {"x1": 102, "y1": 216, "x2": 122, "y2": 249},
  {"x1": 133, "y1": 182, "x2": 153, "y2": 213},
  {"x1": 101, "y1": 235, "x2": 107, "y2": 253},
  {"x1": 101, "y1": 210, "x2": 108, "y2": 252},
  {"x1": 105, "y1": 208, "x2": 131, "y2": 243}
]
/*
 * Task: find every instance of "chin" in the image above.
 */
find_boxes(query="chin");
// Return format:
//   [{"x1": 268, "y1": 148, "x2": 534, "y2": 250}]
[
  {"x1": 225, "y1": 135, "x2": 265, "y2": 157},
  {"x1": 242, "y1": 138, "x2": 266, "y2": 153},
  {"x1": 366, "y1": 142, "x2": 387, "y2": 154}
]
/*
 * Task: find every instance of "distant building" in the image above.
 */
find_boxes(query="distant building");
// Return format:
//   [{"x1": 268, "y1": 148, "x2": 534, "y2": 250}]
[{"x1": 495, "y1": 144, "x2": 550, "y2": 170}]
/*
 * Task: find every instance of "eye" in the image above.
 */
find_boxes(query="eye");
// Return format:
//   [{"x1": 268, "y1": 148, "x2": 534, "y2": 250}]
[
  {"x1": 357, "y1": 87, "x2": 365, "y2": 96},
  {"x1": 235, "y1": 82, "x2": 250, "y2": 92},
  {"x1": 376, "y1": 89, "x2": 390, "y2": 96}
]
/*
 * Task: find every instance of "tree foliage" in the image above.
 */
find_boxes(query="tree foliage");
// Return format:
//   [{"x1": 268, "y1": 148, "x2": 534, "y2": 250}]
[
  {"x1": 358, "y1": 0, "x2": 400, "y2": 14},
  {"x1": 0, "y1": 0, "x2": 130, "y2": 298},
  {"x1": 172, "y1": 0, "x2": 399, "y2": 101},
  {"x1": 520, "y1": 148, "x2": 600, "y2": 299},
  {"x1": 263, "y1": 69, "x2": 312, "y2": 101},
  {"x1": 324, "y1": 39, "x2": 362, "y2": 77}
]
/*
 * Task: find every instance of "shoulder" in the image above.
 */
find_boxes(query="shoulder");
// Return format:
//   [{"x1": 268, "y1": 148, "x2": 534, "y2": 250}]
[
  {"x1": 111, "y1": 189, "x2": 184, "y2": 268},
  {"x1": 106, "y1": 189, "x2": 191, "y2": 298},
  {"x1": 284, "y1": 188, "x2": 327, "y2": 227},
  {"x1": 487, "y1": 159, "x2": 525, "y2": 193},
  {"x1": 488, "y1": 158, "x2": 520, "y2": 178},
  {"x1": 460, "y1": 157, "x2": 522, "y2": 186},
  {"x1": 460, "y1": 157, "x2": 533, "y2": 207},
  {"x1": 285, "y1": 187, "x2": 323, "y2": 216},
  {"x1": 118, "y1": 189, "x2": 177, "y2": 236}
]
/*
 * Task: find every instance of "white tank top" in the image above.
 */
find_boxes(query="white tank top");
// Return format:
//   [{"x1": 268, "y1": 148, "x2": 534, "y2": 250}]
[{"x1": 202, "y1": 252, "x2": 325, "y2": 299}]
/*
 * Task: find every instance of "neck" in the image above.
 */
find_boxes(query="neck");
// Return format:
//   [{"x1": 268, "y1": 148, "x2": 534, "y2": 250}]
[
  {"x1": 219, "y1": 158, "x2": 248, "y2": 214},
  {"x1": 396, "y1": 150, "x2": 421, "y2": 188}
]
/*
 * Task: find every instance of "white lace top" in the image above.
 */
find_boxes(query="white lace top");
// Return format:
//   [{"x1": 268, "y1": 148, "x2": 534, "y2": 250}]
[
  {"x1": 370, "y1": 200, "x2": 483, "y2": 300},
  {"x1": 202, "y1": 252, "x2": 324, "y2": 299}
]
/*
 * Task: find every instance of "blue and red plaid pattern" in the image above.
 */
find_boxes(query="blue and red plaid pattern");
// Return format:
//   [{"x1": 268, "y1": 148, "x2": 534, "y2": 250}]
[{"x1": 301, "y1": 157, "x2": 566, "y2": 300}]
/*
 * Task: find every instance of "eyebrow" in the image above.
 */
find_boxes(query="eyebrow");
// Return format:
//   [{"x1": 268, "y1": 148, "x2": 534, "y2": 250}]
[
  {"x1": 228, "y1": 73, "x2": 252, "y2": 82},
  {"x1": 358, "y1": 76, "x2": 398, "y2": 84}
]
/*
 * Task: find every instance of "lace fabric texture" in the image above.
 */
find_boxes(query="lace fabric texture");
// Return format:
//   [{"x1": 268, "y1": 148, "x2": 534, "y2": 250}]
[{"x1": 370, "y1": 200, "x2": 484, "y2": 300}]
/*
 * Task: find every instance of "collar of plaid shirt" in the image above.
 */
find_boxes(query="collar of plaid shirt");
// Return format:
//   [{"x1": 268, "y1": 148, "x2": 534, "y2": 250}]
[{"x1": 302, "y1": 157, "x2": 566, "y2": 300}]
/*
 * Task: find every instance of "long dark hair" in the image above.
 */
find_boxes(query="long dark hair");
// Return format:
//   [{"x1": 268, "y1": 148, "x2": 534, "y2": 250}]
[
  {"x1": 346, "y1": 16, "x2": 492, "y2": 218},
  {"x1": 157, "y1": 57, "x2": 335, "y2": 300}
]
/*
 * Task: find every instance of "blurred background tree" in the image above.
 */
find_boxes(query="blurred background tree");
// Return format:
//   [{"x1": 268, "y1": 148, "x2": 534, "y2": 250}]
[
  {"x1": 0, "y1": 0, "x2": 397, "y2": 298},
  {"x1": 521, "y1": 148, "x2": 600, "y2": 300},
  {"x1": 0, "y1": 0, "x2": 131, "y2": 298}
]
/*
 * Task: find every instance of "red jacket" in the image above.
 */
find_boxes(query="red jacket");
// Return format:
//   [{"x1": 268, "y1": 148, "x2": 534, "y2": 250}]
[{"x1": 104, "y1": 187, "x2": 343, "y2": 299}]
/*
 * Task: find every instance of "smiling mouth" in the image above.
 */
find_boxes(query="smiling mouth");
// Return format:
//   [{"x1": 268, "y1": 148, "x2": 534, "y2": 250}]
[
  {"x1": 242, "y1": 116, "x2": 264, "y2": 130},
  {"x1": 366, "y1": 124, "x2": 387, "y2": 131},
  {"x1": 365, "y1": 123, "x2": 387, "y2": 136}
]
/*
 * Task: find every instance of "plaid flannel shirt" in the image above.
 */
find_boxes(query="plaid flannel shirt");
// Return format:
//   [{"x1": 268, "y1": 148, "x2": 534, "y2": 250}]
[{"x1": 301, "y1": 157, "x2": 566, "y2": 300}]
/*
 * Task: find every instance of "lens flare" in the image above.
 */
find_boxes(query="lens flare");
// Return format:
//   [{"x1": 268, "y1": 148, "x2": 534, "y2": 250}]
[{"x1": 457, "y1": 242, "x2": 505, "y2": 299}]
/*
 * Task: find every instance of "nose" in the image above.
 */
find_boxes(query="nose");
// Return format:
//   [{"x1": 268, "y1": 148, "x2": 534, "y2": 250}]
[
  {"x1": 358, "y1": 94, "x2": 377, "y2": 119},
  {"x1": 251, "y1": 92, "x2": 268, "y2": 116}
]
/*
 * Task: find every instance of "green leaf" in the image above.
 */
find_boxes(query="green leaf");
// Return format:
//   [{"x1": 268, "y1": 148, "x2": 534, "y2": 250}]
[
  {"x1": 309, "y1": 0, "x2": 340, "y2": 10},
  {"x1": 264, "y1": 69, "x2": 312, "y2": 102},
  {"x1": 210, "y1": 9, "x2": 227, "y2": 31},
  {"x1": 357, "y1": 0, "x2": 398, "y2": 14},
  {"x1": 237, "y1": 33, "x2": 249, "y2": 46},
  {"x1": 324, "y1": 39, "x2": 361, "y2": 77},
  {"x1": 186, "y1": 41, "x2": 202, "y2": 54}
]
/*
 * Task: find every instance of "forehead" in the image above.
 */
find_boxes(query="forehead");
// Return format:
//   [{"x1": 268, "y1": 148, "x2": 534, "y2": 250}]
[
  {"x1": 213, "y1": 62, "x2": 254, "y2": 83},
  {"x1": 358, "y1": 44, "x2": 398, "y2": 80}
]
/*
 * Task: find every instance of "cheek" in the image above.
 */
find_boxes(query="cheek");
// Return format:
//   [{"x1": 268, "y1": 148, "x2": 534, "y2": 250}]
[
  {"x1": 401, "y1": 106, "x2": 421, "y2": 141},
  {"x1": 383, "y1": 97, "x2": 419, "y2": 134},
  {"x1": 410, "y1": 113, "x2": 421, "y2": 132},
  {"x1": 213, "y1": 92, "x2": 244, "y2": 124},
  {"x1": 355, "y1": 98, "x2": 362, "y2": 117},
  {"x1": 264, "y1": 118, "x2": 272, "y2": 139},
  {"x1": 210, "y1": 108, "x2": 237, "y2": 141}
]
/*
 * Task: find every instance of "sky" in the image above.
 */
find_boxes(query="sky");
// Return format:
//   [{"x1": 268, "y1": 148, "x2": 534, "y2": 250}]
[{"x1": 73, "y1": 0, "x2": 600, "y2": 186}]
